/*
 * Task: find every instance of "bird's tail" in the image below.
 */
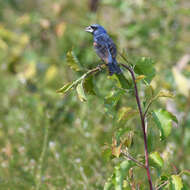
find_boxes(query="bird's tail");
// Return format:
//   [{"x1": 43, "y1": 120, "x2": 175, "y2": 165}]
[{"x1": 108, "y1": 59, "x2": 122, "y2": 76}]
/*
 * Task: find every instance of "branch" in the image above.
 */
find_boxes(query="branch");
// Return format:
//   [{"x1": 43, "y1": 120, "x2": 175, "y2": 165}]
[
  {"x1": 155, "y1": 180, "x2": 169, "y2": 190},
  {"x1": 121, "y1": 150, "x2": 146, "y2": 168},
  {"x1": 121, "y1": 63, "x2": 153, "y2": 190}
]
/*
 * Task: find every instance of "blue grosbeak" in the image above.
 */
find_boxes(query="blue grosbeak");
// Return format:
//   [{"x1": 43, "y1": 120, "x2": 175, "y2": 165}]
[{"x1": 85, "y1": 24, "x2": 122, "y2": 75}]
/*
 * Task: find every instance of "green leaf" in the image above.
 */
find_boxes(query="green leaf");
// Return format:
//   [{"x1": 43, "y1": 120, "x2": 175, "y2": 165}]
[
  {"x1": 114, "y1": 73, "x2": 131, "y2": 89},
  {"x1": 66, "y1": 50, "x2": 81, "y2": 71},
  {"x1": 150, "y1": 151, "x2": 164, "y2": 168},
  {"x1": 76, "y1": 82, "x2": 87, "y2": 102},
  {"x1": 171, "y1": 175, "x2": 183, "y2": 190},
  {"x1": 104, "y1": 180, "x2": 113, "y2": 190},
  {"x1": 83, "y1": 75, "x2": 96, "y2": 95},
  {"x1": 152, "y1": 109, "x2": 177, "y2": 140},
  {"x1": 134, "y1": 57, "x2": 156, "y2": 84},
  {"x1": 114, "y1": 161, "x2": 134, "y2": 190},
  {"x1": 56, "y1": 82, "x2": 73, "y2": 94},
  {"x1": 182, "y1": 170, "x2": 190, "y2": 176},
  {"x1": 104, "y1": 89, "x2": 123, "y2": 116},
  {"x1": 117, "y1": 107, "x2": 138, "y2": 122}
]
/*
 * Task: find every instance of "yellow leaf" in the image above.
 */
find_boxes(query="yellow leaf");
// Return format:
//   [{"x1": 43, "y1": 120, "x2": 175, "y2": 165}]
[
  {"x1": 45, "y1": 65, "x2": 58, "y2": 81},
  {"x1": 135, "y1": 75, "x2": 145, "y2": 82}
]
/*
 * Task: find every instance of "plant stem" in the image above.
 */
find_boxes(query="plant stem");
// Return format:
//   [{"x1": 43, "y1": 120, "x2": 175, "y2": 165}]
[
  {"x1": 121, "y1": 150, "x2": 146, "y2": 168},
  {"x1": 121, "y1": 63, "x2": 153, "y2": 190}
]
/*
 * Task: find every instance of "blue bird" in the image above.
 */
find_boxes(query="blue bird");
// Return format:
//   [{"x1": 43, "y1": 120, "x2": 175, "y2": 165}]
[{"x1": 85, "y1": 24, "x2": 122, "y2": 75}]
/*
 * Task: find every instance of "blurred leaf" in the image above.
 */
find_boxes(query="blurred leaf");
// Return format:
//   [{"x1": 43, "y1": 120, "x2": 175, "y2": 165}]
[
  {"x1": 45, "y1": 65, "x2": 58, "y2": 81},
  {"x1": 135, "y1": 75, "x2": 145, "y2": 82},
  {"x1": 20, "y1": 61, "x2": 36, "y2": 79},
  {"x1": 172, "y1": 67, "x2": 190, "y2": 97},
  {"x1": 112, "y1": 138, "x2": 122, "y2": 158},
  {"x1": 117, "y1": 107, "x2": 138, "y2": 122},
  {"x1": 152, "y1": 109, "x2": 178, "y2": 140},
  {"x1": 83, "y1": 75, "x2": 96, "y2": 95},
  {"x1": 102, "y1": 147, "x2": 112, "y2": 162},
  {"x1": 114, "y1": 160, "x2": 134, "y2": 190},
  {"x1": 104, "y1": 89, "x2": 123, "y2": 116},
  {"x1": 156, "y1": 90, "x2": 174, "y2": 98},
  {"x1": 171, "y1": 175, "x2": 183, "y2": 190},
  {"x1": 115, "y1": 73, "x2": 131, "y2": 89},
  {"x1": 66, "y1": 51, "x2": 81, "y2": 71},
  {"x1": 104, "y1": 179, "x2": 113, "y2": 190},
  {"x1": 76, "y1": 82, "x2": 87, "y2": 102},
  {"x1": 134, "y1": 57, "x2": 156, "y2": 84},
  {"x1": 56, "y1": 22, "x2": 66, "y2": 37},
  {"x1": 56, "y1": 82, "x2": 73, "y2": 94},
  {"x1": 182, "y1": 170, "x2": 190, "y2": 176},
  {"x1": 122, "y1": 131, "x2": 134, "y2": 148},
  {"x1": 150, "y1": 151, "x2": 164, "y2": 168}
]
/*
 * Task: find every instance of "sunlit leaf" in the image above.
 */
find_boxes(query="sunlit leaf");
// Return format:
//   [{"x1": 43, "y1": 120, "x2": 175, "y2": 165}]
[
  {"x1": 135, "y1": 75, "x2": 145, "y2": 82},
  {"x1": 56, "y1": 82, "x2": 73, "y2": 93},
  {"x1": 150, "y1": 151, "x2": 164, "y2": 168},
  {"x1": 171, "y1": 175, "x2": 183, "y2": 190},
  {"x1": 114, "y1": 161, "x2": 134, "y2": 190},
  {"x1": 66, "y1": 51, "x2": 81, "y2": 71},
  {"x1": 76, "y1": 82, "x2": 87, "y2": 102},
  {"x1": 152, "y1": 109, "x2": 178, "y2": 140},
  {"x1": 134, "y1": 57, "x2": 156, "y2": 83},
  {"x1": 156, "y1": 90, "x2": 174, "y2": 98},
  {"x1": 104, "y1": 180, "x2": 113, "y2": 190}
]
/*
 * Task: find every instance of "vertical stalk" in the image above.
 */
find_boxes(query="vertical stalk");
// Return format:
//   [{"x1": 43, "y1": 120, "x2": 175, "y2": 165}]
[{"x1": 121, "y1": 64, "x2": 153, "y2": 190}]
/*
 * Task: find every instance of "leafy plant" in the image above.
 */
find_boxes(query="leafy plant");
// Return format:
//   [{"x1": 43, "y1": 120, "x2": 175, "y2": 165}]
[{"x1": 57, "y1": 50, "x2": 187, "y2": 190}]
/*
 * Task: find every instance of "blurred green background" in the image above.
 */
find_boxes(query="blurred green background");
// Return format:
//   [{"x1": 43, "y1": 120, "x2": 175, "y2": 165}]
[{"x1": 0, "y1": 0, "x2": 190, "y2": 189}]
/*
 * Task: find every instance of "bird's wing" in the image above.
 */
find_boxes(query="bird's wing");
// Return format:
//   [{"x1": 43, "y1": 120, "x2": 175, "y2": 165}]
[{"x1": 94, "y1": 34, "x2": 116, "y2": 63}]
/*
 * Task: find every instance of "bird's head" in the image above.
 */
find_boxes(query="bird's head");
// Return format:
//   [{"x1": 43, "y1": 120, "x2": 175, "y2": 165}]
[{"x1": 85, "y1": 24, "x2": 107, "y2": 35}]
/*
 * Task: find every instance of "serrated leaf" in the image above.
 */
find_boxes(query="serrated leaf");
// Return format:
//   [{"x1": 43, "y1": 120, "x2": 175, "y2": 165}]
[
  {"x1": 171, "y1": 175, "x2": 183, "y2": 190},
  {"x1": 83, "y1": 75, "x2": 96, "y2": 95},
  {"x1": 66, "y1": 51, "x2": 81, "y2": 71},
  {"x1": 76, "y1": 82, "x2": 87, "y2": 102},
  {"x1": 150, "y1": 152, "x2": 164, "y2": 168},
  {"x1": 152, "y1": 109, "x2": 177, "y2": 140},
  {"x1": 117, "y1": 107, "x2": 138, "y2": 122},
  {"x1": 134, "y1": 57, "x2": 156, "y2": 84},
  {"x1": 56, "y1": 82, "x2": 73, "y2": 93}
]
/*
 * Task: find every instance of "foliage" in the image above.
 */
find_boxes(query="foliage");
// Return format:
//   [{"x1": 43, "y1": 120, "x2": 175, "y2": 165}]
[{"x1": 0, "y1": 0, "x2": 190, "y2": 189}]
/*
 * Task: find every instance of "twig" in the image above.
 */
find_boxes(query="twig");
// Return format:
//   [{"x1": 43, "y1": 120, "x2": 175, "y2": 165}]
[
  {"x1": 122, "y1": 150, "x2": 146, "y2": 168},
  {"x1": 121, "y1": 63, "x2": 153, "y2": 190},
  {"x1": 155, "y1": 180, "x2": 169, "y2": 190}
]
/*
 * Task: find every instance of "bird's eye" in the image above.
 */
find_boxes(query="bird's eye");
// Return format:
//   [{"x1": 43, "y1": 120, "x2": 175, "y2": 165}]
[{"x1": 91, "y1": 26, "x2": 97, "y2": 30}]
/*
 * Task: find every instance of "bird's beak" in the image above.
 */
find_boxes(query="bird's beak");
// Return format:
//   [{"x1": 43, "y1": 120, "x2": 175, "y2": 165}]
[{"x1": 85, "y1": 26, "x2": 93, "y2": 33}]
